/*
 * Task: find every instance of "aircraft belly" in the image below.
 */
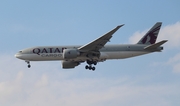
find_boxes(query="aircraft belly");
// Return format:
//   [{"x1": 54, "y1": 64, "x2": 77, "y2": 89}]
[{"x1": 102, "y1": 51, "x2": 149, "y2": 59}]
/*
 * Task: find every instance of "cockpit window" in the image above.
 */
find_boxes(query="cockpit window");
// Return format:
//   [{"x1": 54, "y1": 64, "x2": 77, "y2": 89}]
[{"x1": 19, "y1": 51, "x2": 22, "y2": 53}]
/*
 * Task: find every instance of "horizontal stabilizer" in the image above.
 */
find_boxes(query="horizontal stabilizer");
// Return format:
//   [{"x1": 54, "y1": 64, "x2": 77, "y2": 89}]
[{"x1": 144, "y1": 40, "x2": 168, "y2": 51}]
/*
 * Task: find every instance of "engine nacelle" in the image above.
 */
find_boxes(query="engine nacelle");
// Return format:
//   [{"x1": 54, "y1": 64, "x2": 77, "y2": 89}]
[
  {"x1": 61, "y1": 61, "x2": 79, "y2": 69},
  {"x1": 63, "y1": 49, "x2": 80, "y2": 59}
]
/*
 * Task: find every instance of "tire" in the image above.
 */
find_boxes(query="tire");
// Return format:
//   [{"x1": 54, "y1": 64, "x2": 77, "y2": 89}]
[
  {"x1": 85, "y1": 65, "x2": 89, "y2": 69},
  {"x1": 92, "y1": 67, "x2": 95, "y2": 71},
  {"x1": 28, "y1": 65, "x2": 31, "y2": 68}
]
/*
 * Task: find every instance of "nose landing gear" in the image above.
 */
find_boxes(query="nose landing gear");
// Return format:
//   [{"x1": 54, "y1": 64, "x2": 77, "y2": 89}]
[{"x1": 25, "y1": 61, "x2": 31, "y2": 68}]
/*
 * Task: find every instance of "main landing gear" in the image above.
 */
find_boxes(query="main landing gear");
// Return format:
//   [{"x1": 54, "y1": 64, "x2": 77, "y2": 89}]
[
  {"x1": 85, "y1": 60, "x2": 97, "y2": 71},
  {"x1": 25, "y1": 61, "x2": 31, "y2": 68}
]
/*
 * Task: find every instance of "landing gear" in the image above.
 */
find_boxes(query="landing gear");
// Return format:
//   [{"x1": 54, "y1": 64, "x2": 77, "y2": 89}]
[
  {"x1": 85, "y1": 65, "x2": 95, "y2": 71},
  {"x1": 28, "y1": 64, "x2": 31, "y2": 68},
  {"x1": 85, "y1": 60, "x2": 97, "y2": 71},
  {"x1": 25, "y1": 61, "x2": 31, "y2": 68},
  {"x1": 87, "y1": 60, "x2": 97, "y2": 65}
]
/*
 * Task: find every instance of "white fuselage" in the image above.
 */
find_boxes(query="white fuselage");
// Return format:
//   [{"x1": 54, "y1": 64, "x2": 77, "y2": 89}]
[
  {"x1": 15, "y1": 44, "x2": 153, "y2": 62},
  {"x1": 14, "y1": 23, "x2": 166, "y2": 70}
]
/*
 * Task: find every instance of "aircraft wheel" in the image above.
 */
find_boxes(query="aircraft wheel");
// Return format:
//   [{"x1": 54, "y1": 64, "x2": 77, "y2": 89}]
[
  {"x1": 85, "y1": 65, "x2": 89, "y2": 69},
  {"x1": 89, "y1": 66, "x2": 92, "y2": 70},
  {"x1": 28, "y1": 65, "x2": 31, "y2": 68},
  {"x1": 87, "y1": 60, "x2": 92, "y2": 65},
  {"x1": 92, "y1": 67, "x2": 95, "y2": 71},
  {"x1": 93, "y1": 62, "x2": 97, "y2": 65},
  {"x1": 85, "y1": 65, "x2": 96, "y2": 71}
]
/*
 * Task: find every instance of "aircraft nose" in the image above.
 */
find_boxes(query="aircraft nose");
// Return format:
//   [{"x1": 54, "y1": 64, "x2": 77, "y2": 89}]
[{"x1": 15, "y1": 53, "x2": 21, "y2": 59}]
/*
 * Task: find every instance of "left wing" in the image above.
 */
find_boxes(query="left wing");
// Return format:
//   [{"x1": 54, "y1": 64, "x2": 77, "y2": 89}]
[{"x1": 78, "y1": 25, "x2": 124, "y2": 52}]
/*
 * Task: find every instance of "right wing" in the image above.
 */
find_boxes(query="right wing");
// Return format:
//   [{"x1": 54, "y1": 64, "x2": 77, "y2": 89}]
[{"x1": 62, "y1": 25, "x2": 124, "y2": 69}]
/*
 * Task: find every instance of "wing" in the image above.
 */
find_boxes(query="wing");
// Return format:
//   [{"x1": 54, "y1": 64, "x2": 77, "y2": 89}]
[
  {"x1": 78, "y1": 24, "x2": 124, "y2": 52},
  {"x1": 63, "y1": 25, "x2": 124, "y2": 69}
]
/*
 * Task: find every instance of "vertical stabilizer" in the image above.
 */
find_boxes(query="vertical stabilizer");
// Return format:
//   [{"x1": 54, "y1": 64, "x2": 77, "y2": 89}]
[{"x1": 137, "y1": 22, "x2": 162, "y2": 45}]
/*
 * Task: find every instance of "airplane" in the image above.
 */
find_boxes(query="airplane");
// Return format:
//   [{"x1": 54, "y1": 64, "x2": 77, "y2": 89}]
[{"x1": 15, "y1": 22, "x2": 167, "y2": 71}]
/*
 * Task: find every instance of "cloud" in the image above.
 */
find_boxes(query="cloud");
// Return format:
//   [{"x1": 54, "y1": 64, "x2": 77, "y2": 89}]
[
  {"x1": 129, "y1": 21, "x2": 180, "y2": 49},
  {"x1": 128, "y1": 21, "x2": 180, "y2": 74},
  {"x1": 159, "y1": 22, "x2": 180, "y2": 48},
  {"x1": 35, "y1": 74, "x2": 49, "y2": 87},
  {"x1": 129, "y1": 29, "x2": 148, "y2": 44},
  {"x1": 168, "y1": 53, "x2": 180, "y2": 73},
  {"x1": 0, "y1": 71, "x2": 23, "y2": 105},
  {"x1": 1, "y1": 73, "x2": 178, "y2": 106},
  {"x1": 0, "y1": 54, "x2": 180, "y2": 106},
  {"x1": 168, "y1": 53, "x2": 180, "y2": 64}
]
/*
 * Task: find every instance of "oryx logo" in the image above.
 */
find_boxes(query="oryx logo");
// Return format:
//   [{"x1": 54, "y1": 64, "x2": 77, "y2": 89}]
[{"x1": 141, "y1": 25, "x2": 160, "y2": 44}]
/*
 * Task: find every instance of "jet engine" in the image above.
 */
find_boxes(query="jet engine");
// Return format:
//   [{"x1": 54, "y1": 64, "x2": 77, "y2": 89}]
[
  {"x1": 63, "y1": 49, "x2": 80, "y2": 59},
  {"x1": 61, "y1": 61, "x2": 79, "y2": 69}
]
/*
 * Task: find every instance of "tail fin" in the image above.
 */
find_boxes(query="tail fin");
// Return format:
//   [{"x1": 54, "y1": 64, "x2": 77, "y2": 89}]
[{"x1": 137, "y1": 22, "x2": 162, "y2": 45}]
